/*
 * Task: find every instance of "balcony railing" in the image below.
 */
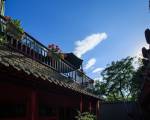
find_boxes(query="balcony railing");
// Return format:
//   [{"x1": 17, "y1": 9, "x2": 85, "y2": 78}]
[{"x1": 0, "y1": 15, "x2": 94, "y2": 88}]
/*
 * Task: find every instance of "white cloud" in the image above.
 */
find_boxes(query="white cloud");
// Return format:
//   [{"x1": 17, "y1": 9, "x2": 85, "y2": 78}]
[
  {"x1": 94, "y1": 76, "x2": 107, "y2": 83},
  {"x1": 74, "y1": 32, "x2": 108, "y2": 58},
  {"x1": 84, "y1": 58, "x2": 96, "y2": 70},
  {"x1": 94, "y1": 77, "x2": 103, "y2": 82},
  {"x1": 92, "y1": 67, "x2": 104, "y2": 73}
]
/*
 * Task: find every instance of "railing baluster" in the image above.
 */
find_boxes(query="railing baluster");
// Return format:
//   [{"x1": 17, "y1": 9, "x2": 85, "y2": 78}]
[
  {"x1": 62, "y1": 62, "x2": 65, "y2": 74},
  {"x1": 75, "y1": 71, "x2": 77, "y2": 81},
  {"x1": 56, "y1": 60, "x2": 58, "y2": 71},
  {"x1": 10, "y1": 37, "x2": 13, "y2": 45},
  {"x1": 54, "y1": 59, "x2": 56, "y2": 69}
]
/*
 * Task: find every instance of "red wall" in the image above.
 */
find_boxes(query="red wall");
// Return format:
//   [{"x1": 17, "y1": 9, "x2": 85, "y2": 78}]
[{"x1": 0, "y1": 80, "x2": 99, "y2": 120}]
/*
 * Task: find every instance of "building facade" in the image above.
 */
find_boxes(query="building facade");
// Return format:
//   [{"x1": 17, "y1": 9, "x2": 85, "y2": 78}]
[{"x1": 0, "y1": 15, "x2": 100, "y2": 120}]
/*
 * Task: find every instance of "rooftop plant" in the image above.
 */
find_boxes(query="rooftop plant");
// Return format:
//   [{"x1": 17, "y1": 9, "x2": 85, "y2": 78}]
[
  {"x1": 48, "y1": 44, "x2": 61, "y2": 53},
  {"x1": 4, "y1": 16, "x2": 24, "y2": 41},
  {"x1": 48, "y1": 44, "x2": 64, "y2": 60},
  {"x1": 11, "y1": 19, "x2": 24, "y2": 34}
]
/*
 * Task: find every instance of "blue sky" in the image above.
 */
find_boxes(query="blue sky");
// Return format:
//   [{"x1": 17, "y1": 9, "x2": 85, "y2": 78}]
[{"x1": 5, "y1": 0, "x2": 150, "y2": 79}]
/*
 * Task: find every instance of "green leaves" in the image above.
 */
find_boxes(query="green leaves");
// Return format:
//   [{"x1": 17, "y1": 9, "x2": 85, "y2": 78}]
[
  {"x1": 11, "y1": 19, "x2": 24, "y2": 34},
  {"x1": 75, "y1": 111, "x2": 96, "y2": 120},
  {"x1": 0, "y1": 34, "x2": 6, "y2": 44},
  {"x1": 93, "y1": 56, "x2": 141, "y2": 101}
]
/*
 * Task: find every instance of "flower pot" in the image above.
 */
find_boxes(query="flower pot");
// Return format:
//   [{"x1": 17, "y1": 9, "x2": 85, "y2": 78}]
[
  {"x1": 47, "y1": 51, "x2": 52, "y2": 57},
  {"x1": 59, "y1": 53, "x2": 64, "y2": 60},
  {"x1": 48, "y1": 51, "x2": 60, "y2": 61}
]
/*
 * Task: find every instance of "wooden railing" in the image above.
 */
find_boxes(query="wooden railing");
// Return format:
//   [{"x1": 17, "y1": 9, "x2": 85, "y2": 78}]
[{"x1": 0, "y1": 15, "x2": 94, "y2": 88}]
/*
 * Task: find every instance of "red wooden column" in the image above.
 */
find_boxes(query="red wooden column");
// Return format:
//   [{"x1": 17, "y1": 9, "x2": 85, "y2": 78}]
[
  {"x1": 80, "y1": 95, "x2": 83, "y2": 112},
  {"x1": 89, "y1": 101, "x2": 92, "y2": 113},
  {"x1": 27, "y1": 90, "x2": 38, "y2": 120},
  {"x1": 96, "y1": 100, "x2": 100, "y2": 120}
]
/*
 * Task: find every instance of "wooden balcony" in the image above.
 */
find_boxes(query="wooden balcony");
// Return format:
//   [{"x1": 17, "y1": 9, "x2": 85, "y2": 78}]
[{"x1": 0, "y1": 15, "x2": 94, "y2": 89}]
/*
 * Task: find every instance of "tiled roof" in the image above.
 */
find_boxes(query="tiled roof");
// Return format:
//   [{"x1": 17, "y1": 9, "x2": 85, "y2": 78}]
[{"x1": 0, "y1": 45, "x2": 99, "y2": 99}]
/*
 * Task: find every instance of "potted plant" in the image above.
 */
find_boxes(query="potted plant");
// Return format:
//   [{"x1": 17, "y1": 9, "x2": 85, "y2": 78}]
[
  {"x1": 5, "y1": 16, "x2": 24, "y2": 41},
  {"x1": 48, "y1": 44, "x2": 64, "y2": 60}
]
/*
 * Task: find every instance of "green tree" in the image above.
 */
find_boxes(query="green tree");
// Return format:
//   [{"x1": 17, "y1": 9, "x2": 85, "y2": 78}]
[{"x1": 93, "y1": 57, "x2": 141, "y2": 101}]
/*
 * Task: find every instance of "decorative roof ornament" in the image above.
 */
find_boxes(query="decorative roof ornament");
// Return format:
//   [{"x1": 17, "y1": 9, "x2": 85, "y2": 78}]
[{"x1": 145, "y1": 29, "x2": 150, "y2": 44}]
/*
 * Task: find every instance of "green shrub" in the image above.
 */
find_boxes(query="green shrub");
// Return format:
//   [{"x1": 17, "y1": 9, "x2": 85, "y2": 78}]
[
  {"x1": 75, "y1": 111, "x2": 96, "y2": 120},
  {"x1": 0, "y1": 34, "x2": 6, "y2": 44}
]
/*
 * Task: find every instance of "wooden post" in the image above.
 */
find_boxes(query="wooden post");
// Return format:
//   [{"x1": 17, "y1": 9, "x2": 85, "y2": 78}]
[
  {"x1": 27, "y1": 90, "x2": 38, "y2": 120},
  {"x1": 31, "y1": 91, "x2": 37, "y2": 120},
  {"x1": 80, "y1": 95, "x2": 83, "y2": 112},
  {"x1": 89, "y1": 101, "x2": 92, "y2": 113},
  {"x1": 96, "y1": 100, "x2": 100, "y2": 120}
]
